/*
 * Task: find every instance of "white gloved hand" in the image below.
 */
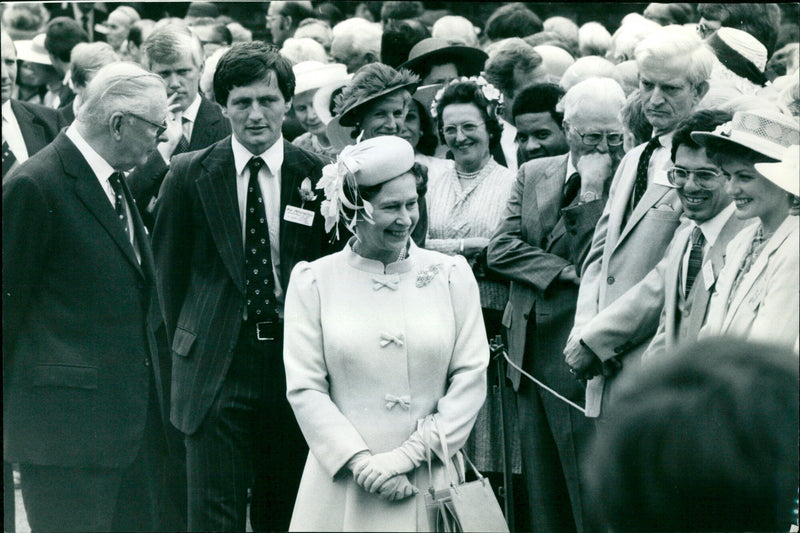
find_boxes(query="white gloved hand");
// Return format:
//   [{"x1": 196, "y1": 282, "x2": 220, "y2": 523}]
[
  {"x1": 355, "y1": 449, "x2": 416, "y2": 493},
  {"x1": 377, "y1": 474, "x2": 418, "y2": 501}
]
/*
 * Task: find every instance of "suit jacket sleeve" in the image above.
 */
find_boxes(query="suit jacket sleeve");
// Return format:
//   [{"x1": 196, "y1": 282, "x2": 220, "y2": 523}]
[
  {"x1": 487, "y1": 167, "x2": 570, "y2": 292},
  {"x1": 151, "y1": 155, "x2": 193, "y2": 341},
  {"x1": 2, "y1": 173, "x2": 51, "y2": 358}
]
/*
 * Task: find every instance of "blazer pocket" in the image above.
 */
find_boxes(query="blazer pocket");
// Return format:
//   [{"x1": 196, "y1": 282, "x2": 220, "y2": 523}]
[
  {"x1": 645, "y1": 206, "x2": 681, "y2": 222},
  {"x1": 31, "y1": 364, "x2": 98, "y2": 389},
  {"x1": 172, "y1": 326, "x2": 197, "y2": 358}
]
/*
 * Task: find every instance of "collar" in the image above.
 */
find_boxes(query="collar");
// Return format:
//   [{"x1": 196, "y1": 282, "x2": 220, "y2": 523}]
[
  {"x1": 231, "y1": 134, "x2": 284, "y2": 176},
  {"x1": 345, "y1": 236, "x2": 415, "y2": 275},
  {"x1": 654, "y1": 130, "x2": 675, "y2": 151},
  {"x1": 182, "y1": 94, "x2": 202, "y2": 124},
  {"x1": 1, "y1": 99, "x2": 12, "y2": 121},
  {"x1": 692, "y1": 202, "x2": 736, "y2": 247},
  {"x1": 565, "y1": 153, "x2": 578, "y2": 182},
  {"x1": 65, "y1": 124, "x2": 116, "y2": 182}
]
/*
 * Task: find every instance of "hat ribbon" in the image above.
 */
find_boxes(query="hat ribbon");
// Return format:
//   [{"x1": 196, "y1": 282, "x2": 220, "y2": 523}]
[{"x1": 707, "y1": 32, "x2": 768, "y2": 87}]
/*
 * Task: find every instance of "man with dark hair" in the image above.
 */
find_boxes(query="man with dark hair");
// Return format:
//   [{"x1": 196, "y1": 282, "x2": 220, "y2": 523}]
[
  {"x1": 512, "y1": 83, "x2": 568, "y2": 164},
  {"x1": 380, "y1": 1, "x2": 424, "y2": 27},
  {"x1": 152, "y1": 41, "x2": 338, "y2": 532},
  {"x1": 697, "y1": 3, "x2": 782, "y2": 56},
  {"x1": 43, "y1": 16, "x2": 88, "y2": 110},
  {"x1": 570, "y1": 110, "x2": 752, "y2": 367},
  {"x1": 586, "y1": 338, "x2": 799, "y2": 532},
  {"x1": 485, "y1": 3, "x2": 543, "y2": 43},
  {"x1": 266, "y1": 1, "x2": 316, "y2": 47},
  {"x1": 130, "y1": 22, "x2": 230, "y2": 229}
]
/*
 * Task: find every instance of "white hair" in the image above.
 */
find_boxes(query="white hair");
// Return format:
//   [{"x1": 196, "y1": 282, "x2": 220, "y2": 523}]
[
  {"x1": 543, "y1": 16, "x2": 579, "y2": 49},
  {"x1": 280, "y1": 37, "x2": 327, "y2": 65},
  {"x1": 579, "y1": 22, "x2": 612, "y2": 58},
  {"x1": 76, "y1": 62, "x2": 166, "y2": 129},
  {"x1": 199, "y1": 46, "x2": 230, "y2": 101},
  {"x1": 332, "y1": 17, "x2": 382, "y2": 58},
  {"x1": 635, "y1": 25, "x2": 715, "y2": 87},
  {"x1": 559, "y1": 77, "x2": 626, "y2": 122},
  {"x1": 608, "y1": 14, "x2": 662, "y2": 64},
  {"x1": 294, "y1": 19, "x2": 333, "y2": 50},
  {"x1": 432, "y1": 15, "x2": 479, "y2": 47},
  {"x1": 560, "y1": 56, "x2": 615, "y2": 92}
]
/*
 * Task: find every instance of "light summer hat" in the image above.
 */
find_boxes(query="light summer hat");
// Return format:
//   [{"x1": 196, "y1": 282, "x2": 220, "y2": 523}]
[
  {"x1": 754, "y1": 145, "x2": 800, "y2": 196},
  {"x1": 293, "y1": 61, "x2": 349, "y2": 96},
  {"x1": 692, "y1": 109, "x2": 800, "y2": 161}
]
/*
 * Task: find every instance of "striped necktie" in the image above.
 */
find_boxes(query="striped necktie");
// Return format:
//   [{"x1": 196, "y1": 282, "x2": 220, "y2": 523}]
[{"x1": 685, "y1": 226, "x2": 705, "y2": 298}]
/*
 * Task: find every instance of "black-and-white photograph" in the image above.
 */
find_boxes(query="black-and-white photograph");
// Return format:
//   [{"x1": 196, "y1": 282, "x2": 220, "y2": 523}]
[{"x1": 2, "y1": 1, "x2": 798, "y2": 532}]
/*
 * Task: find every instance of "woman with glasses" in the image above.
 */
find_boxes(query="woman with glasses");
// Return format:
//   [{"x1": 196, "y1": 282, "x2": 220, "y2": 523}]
[
  {"x1": 425, "y1": 76, "x2": 518, "y2": 484},
  {"x1": 694, "y1": 109, "x2": 799, "y2": 350}
]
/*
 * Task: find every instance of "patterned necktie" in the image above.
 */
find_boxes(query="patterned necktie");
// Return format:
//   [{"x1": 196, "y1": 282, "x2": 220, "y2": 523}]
[
  {"x1": 685, "y1": 226, "x2": 705, "y2": 298},
  {"x1": 2, "y1": 137, "x2": 17, "y2": 179},
  {"x1": 108, "y1": 172, "x2": 130, "y2": 238},
  {"x1": 562, "y1": 172, "x2": 581, "y2": 208},
  {"x1": 244, "y1": 157, "x2": 278, "y2": 321},
  {"x1": 632, "y1": 136, "x2": 661, "y2": 211}
]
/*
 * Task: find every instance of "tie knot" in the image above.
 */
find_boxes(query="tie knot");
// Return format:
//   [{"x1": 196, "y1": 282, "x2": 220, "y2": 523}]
[
  {"x1": 646, "y1": 136, "x2": 661, "y2": 151},
  {"x1": 691, "y1": 226, "x2": 705, "y2": 245},
  {"x1": 108, "y1": 172, "x2": 124, "y2": 189},
  {"x1": 249, "y1": 157, "x2": 264, "y2": 172}
]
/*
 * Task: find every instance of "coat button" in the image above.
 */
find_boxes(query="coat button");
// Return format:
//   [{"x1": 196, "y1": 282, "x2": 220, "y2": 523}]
[
  {"x1": 144, "y1": 358, "x2": 151, "y2": 366},
  {"x1": 607, "y1": 276, "x2": 615, "y2": 284}
]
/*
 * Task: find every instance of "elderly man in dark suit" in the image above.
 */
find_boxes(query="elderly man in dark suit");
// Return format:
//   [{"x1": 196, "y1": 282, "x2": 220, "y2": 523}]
[
  {"x1": 153, "y1": 41, "x2": 338, "y2": 532},
  {"x1": 3, "y1": 62, "x2": 170, "y2": 532},
  {"x1": 488, "y1": 77, "x2": 627, "y2": 533},
  {"x1": 129, "y1": 22, "x2": 231, "y2": 229},
  {"x1": 1, "y1": 30, "x2": 61, "y2": 181}
]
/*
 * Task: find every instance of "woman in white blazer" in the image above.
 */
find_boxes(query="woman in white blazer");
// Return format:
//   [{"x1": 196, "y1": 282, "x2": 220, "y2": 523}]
[
  {"x1": 693, "y1": 110, "x2": 799, "y2": 350},
  {"x1": 283, "y1": 136, "x2": 489, "y2": 531}
]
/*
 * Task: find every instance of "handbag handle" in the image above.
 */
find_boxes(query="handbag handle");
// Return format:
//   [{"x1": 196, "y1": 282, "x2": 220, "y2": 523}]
[{"x1": 425, "y1": 415, "x2": 485, "y2": 489}]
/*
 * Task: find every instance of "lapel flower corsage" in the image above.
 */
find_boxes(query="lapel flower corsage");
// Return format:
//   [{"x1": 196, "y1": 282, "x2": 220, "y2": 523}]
[
  {"x1": 416, "y1": 264, "x2": 444, "y2": 288},
  {"x1": 298, "y1": 177, "x2": 318, "y2": 207}
]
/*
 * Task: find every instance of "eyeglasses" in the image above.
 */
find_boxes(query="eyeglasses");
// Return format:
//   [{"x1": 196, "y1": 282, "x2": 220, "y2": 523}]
[
  {"x1": 667, "y1": 167, "x2": 724, "y2": 189},
  {"x1": 573, "y1": 129, "x2": 624, "y2": 147},
  {"x1": 126, "y1": 112, "x2": 167, "y2": 137},
  {"x1": 442, "y1": 122, "x2": 485, "y2": 137}
]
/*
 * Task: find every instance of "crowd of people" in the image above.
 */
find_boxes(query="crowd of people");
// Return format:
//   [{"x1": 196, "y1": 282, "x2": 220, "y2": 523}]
[{"x1": 2, "y1": 2, "x2": 798, "y2": 533}]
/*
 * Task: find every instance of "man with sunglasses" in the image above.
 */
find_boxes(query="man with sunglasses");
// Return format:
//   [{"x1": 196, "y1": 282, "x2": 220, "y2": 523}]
[
  {"x1": 487, "y1": 77, "x2": 626, "y2": 533},
  {"x1": 564, "y1": 26, "x2": 714, "y2": 418},
  {"x1": 3, "y1": 63, "x2": 170, "y2": 531},
  {"x1": 566, "y1": 110, "x2": 753, "y2": 381}
]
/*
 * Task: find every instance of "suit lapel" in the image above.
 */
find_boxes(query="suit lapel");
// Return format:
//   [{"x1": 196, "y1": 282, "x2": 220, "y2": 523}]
[
  {"x1": 58, "y1": 135, "x2": 144, "y2": 276},
  {"x1": 616, "y1": 183, "x2": 672, "y2": 246},
  {"x1": 189, "y1": 98, "x2": 225, "y2": 150},
  {"x1": 196, "y1": 139, "x2": 246, "y2": 293},
  {"x1": 12, "y1": 100, "x2": 48, "y2": 155},
  {"x1": 723, "y1": 218, "x2": 792, "y2": 330},
  {"x1": 534, "y1": 155, "x2": 568, "y2": 235},
  {"x1": 121, "y1": 175, "x2": 155, "y2": 282}
]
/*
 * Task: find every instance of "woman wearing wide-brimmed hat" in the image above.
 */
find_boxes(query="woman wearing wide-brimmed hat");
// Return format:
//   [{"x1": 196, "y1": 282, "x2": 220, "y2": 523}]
[
  {"x1": 399, "y1": 37, "x2": 488, "y2": 86},
  {"x1": 694, "y1": 109, "x2": 800, "y2": 349},
  {"x1": 291, "y1": 61, "x2": 351, "y2": 159},
  {"x1": 284, "y1": 136, "x2": 488, "y2": 531}
]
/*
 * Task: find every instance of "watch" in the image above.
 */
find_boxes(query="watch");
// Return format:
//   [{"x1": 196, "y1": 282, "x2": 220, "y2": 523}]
[{"x1": 580, "y1": 191, "x2": 599, "y2": 203}]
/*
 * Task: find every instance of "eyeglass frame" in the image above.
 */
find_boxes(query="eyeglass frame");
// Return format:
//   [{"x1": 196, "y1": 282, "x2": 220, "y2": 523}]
[
  {"x1": 571, "y1": 128, "x2": 625, "y2": 147},
  {"x1": 667, "y1": 166, "x2": 725, "y2": 189},
  {"x1": 441, "y1": 121, "x2": 486, "y2": 137},
  {"x1": 125, "y1": 112, "x2": 168, "y2": 137}
]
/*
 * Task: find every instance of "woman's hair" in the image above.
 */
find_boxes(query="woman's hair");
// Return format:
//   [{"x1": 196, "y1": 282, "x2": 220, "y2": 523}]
[
  {"x1": 433, "y1": 79, "x2": 503, "y2": 149},
  {"x1": 410, "y1": 99, "x2": 438, "y2": 156}
]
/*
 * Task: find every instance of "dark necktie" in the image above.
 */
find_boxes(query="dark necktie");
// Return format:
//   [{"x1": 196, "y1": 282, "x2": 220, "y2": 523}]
[
  {"x1": 685, "y1": 226, "x2": 705, "y2": 298},
  {"x1": 632, "y1": 136, "x2": 661, "y2": 212},
  {"x1": 562, "y1": 172, "x2": 581, "y2": 208},
  {"x1": 2, "y1": 137, "x2": 17, "y2": 179},
  {"x1": 244, "y1": 157, "x2": 278, "y2": 321},
  {"x1": 108, "y1": 172, "x2": 131, "y2": 242},
  {"x1": 173, "y1": 117, "x2": 190, "y2": 155}
]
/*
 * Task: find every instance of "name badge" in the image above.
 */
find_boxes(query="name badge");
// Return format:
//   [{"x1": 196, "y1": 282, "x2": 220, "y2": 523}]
[
  {"x1": 284, "y1": 205, "x2": 315, "y2": 227},
  {"x1": 702, "y1": 260, "x2": 715, "y2": 291}
]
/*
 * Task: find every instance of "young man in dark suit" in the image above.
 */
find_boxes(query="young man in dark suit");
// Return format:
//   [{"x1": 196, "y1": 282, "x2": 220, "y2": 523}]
[
  {"x1": 3, "y1": 62, "x2": 170, "y2": 532},
  {"x1": 152, "y1": 41, "x2": 339, "y2": 532},
  {"x1": 128, "y1": 23, "x2": 231, "y2": 229}
]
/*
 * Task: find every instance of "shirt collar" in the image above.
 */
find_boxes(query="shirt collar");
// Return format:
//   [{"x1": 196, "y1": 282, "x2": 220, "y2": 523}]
[
  {"x1": 182, "y1": 94, "x2": 202, "y2": 124},
  {"x1": 692, "y1": 202, "x2": 736, "y2": 247},
  {"x1": 231, "y1": 134, "x2": 284, "y2": 176},
  {"x1": 64, "y1": 124, "x2": 116, "y2": 182},
  {"x1": 2, "y1": 100, "x2": 12, "y2": 121},
  {"x1": 654, "y1": 130, "x2": 675, "y2": 151}
]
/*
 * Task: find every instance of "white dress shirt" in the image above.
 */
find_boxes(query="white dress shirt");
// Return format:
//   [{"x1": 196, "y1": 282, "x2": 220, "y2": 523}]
[
  {"x1": 64, "y1": 125, "x2": 140, "y2": 261},
  {"x1": 2, "y1": 100, "x2": 29, "y2": 163},
  {"x1": 232, "y1": 134, "x2": 284, "y2": 303},
  {"x1": 680, "y1": 202, "x2": 736, "y2": 295},
  {"x1": 180, "y1": 94, "x2": 201, "y2": 142},
  {"x1": 499, "y1": 117, "x2": 518, "y2": 173}
]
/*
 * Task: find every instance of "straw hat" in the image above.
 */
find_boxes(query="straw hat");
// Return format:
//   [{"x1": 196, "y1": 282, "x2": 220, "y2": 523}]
[
  {"x1": 692, "y1": 109, "x2": 800, "y2": 161},
  {"x1": 754, "y1": 145, "x2": 800, "y2": 196},
  {"x1": 334, "y1": 63, "x2": 419, "y2": 127},
  {"x1": 15, "y1": 34, "x2": 51, "y2": 65},
  {"x1": 398, "y1": 38, "x2": 487, "y2": 79}
]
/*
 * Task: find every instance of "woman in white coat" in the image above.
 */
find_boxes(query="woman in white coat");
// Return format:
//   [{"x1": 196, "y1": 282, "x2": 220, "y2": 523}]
[
  {"x1": 693, "y1": 110, "x2": 800, "y2": 350},
  {"x1": 283, "y1": 135, "x2": 489, "y2": 531}
]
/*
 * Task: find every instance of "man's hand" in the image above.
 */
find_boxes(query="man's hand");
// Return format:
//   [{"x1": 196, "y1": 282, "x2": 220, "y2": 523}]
[
  {"x1": 564, "y1": 337, "x2": 603, "y2": 381},
  {"x1": 157, "y1": 93, "x2": 186, "y2": 162},
  {"x1": 576, "y1": 152, "x2": 613, "y2": 197},
  {"x1": 460, "y1": 237, "x2": 490, "y2": 259},
  {"x1": 558, "y1": 265, "x2": 581, "y2": 285},
  {"x1": 377, "y1": 474, "x2": 418, "y2": 501}
]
